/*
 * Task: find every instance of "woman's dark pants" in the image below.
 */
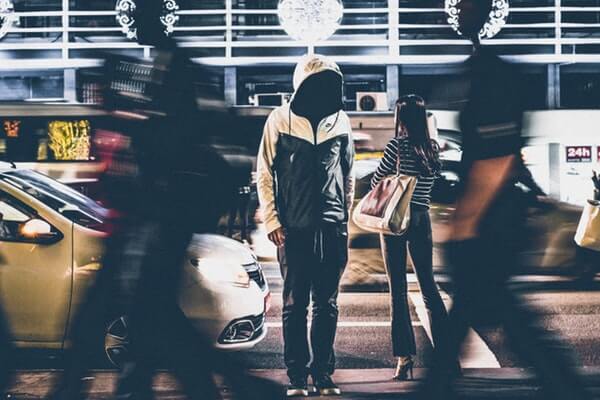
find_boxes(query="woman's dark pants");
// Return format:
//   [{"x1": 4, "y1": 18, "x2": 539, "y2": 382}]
[{"x1": 381, "y1": 204, "x2": 448, "y2": 356}]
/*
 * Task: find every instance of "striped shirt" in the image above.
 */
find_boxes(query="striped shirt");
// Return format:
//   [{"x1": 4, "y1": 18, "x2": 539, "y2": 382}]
[{"x1": 370, "y1": 137, "x2": 436, "y2": 208}]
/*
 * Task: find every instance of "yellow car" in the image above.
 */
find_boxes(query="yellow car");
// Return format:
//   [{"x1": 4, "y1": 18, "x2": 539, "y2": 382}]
[{"x1": 0, "y1": 167, "x2": 269, "y2": 365}]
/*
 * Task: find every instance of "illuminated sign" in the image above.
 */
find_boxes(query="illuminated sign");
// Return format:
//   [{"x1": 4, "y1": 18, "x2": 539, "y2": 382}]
[
  {"x1": 3, "y1": 120, "x2": 20, "y2": 137},
  {"x1": 48, "y1": 120, "x2": 91, "y2": 161},
  {"x1": 566, "y1": 146, "x2": 593, "y2": 163}
]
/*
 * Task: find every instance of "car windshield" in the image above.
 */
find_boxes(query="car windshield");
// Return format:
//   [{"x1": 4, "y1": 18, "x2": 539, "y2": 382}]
[{"x1": 0, "y1": 170, "x2": 107, "y2": 229}]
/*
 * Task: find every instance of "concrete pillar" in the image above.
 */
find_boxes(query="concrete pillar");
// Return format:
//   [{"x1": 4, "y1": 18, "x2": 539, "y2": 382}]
[
  {"x1": 64, "y1": 68, "x2": 77, "y2": 102},
  {"x1": 386, "y1": 65, "x2": 399, "y2": 111},
  {"x1": 547, "y1": 64, "x2": 561, "y2": 109},
  {"x1": 549, "y1": 142, "x2": 561, "y2": 200},
  {"x1": 224, "y1": 66, "x2": 237, "y2": 106}
]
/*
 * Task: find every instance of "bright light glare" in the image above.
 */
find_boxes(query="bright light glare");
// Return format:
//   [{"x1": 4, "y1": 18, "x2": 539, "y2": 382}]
[
  {"x1": 193, "y1": 258, "x2": 251, "y2": 288},
  {"x1": 20, "y1": 220, "x2": 51, "y2": 238},
  {"x1": 278, "y1": 0, "x2": 344, "y2": 43}
]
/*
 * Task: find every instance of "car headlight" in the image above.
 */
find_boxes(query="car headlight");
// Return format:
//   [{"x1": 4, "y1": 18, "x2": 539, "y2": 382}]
[{"x1": 191, "y1": 258, "x2": 251, "y2": 288}]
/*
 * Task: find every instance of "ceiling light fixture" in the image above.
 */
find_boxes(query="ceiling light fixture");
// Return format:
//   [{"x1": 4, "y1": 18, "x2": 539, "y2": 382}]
[
  {"x1": 115, "y1": 0, "x2": 179, "y2": 40},
  {"x1": 277, "y1": 0, "x2": 344, "y2": 43},
  {"x1": 445, "y1": 0, "x2": 510, "y2": 40}
]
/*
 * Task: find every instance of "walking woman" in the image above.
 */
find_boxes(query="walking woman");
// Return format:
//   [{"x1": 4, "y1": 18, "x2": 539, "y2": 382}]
[{"x1": 371, "y1": 94, "x2": 449, "y2": 380}]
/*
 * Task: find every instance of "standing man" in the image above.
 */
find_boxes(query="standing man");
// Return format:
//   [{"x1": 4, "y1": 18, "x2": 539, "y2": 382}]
[
  {"x1": 257, "y1": 54, "x2": 354, "y2": 397},
  {"x1": 420, "y1": 1, "x2": 591, "y2": 399}
]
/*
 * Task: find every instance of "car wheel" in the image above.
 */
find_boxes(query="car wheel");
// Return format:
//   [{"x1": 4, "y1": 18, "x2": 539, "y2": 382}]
[{"x1": 104, "y1": 316, "x2": 130, "y2": 367}]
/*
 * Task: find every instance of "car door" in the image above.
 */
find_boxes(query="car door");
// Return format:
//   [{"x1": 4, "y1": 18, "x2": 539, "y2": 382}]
[{"x1": 0, "y1": 185, "x2": 73, "y2": 346}]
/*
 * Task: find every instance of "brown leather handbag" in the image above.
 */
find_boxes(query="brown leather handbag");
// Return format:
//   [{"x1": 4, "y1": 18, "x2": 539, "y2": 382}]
[{"x1": 352, "y1": 148, "x2": 417, "y2": 235}]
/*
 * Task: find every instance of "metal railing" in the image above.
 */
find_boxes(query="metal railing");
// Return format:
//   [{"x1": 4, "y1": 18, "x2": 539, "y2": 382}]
[{"x1": 0, "y1": 0, "x2": 598, "y2": 70}]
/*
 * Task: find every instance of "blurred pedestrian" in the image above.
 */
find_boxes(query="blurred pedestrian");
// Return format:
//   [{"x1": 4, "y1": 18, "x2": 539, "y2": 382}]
[
  {"x1": 371, "y1": 94, "x2": 451, "y2": 381},
  {"x1": 419, "y1": 1, "x2": 592, "y2": 399},
  {"x1": 0, "y1": 309, "x2": 13, "y2": 398},
  {"x1": 48, "y1": 2, "x2": 281, "y2": 400},
  {"x1": 110, "y1": 3, "x2": 280, "y2": 400},
  {"x1": 257, "y1": 54, "x2": 355, "y2": 397}
]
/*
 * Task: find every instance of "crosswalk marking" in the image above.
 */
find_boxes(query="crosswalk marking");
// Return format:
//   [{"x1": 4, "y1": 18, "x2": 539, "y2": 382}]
[
  {"x1": 265, "y1": 321, "x2": 421, "y2": 328},
  {"x1": 408, "y1": 291, "x2": 501, "y2": 368}
]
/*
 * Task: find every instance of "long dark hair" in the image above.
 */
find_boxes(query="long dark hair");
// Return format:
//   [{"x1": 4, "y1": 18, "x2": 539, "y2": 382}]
[{"x1": 394, "y1": 94, "x2": 441, "y2": 176}]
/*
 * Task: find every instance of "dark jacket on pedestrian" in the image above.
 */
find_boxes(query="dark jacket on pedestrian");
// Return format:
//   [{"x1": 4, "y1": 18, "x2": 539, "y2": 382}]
[{"x1": 257, "y1": 56, "x2": 355, "y2": 233}]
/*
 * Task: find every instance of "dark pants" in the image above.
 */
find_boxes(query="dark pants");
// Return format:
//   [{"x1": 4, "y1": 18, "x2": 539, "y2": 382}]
[
  {"x1": 114, "y1": 219, "x2": 220, "y2": 400},
  {"x1": 47, "y1": 215, "x2": 135, "y2": 400},
  {"x1": 381, "y1": 204, "x2": 448, "y2": 357},
  {"x1": 422, "y1": 196, "x2": 591, "y2": 400},
  {"x1": 278, "y1": 223, "x2": 348, "y2": 380}
]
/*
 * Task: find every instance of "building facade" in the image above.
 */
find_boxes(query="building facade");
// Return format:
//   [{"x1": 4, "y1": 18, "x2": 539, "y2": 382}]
[{"x1": 0, "y1": 0, "x2": 598, "y2": 109}]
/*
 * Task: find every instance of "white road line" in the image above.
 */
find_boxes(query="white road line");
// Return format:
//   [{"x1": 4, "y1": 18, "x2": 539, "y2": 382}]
[
  {"x1": 265, "y1": 321, "x2": 421, "y2": 328},
  {"x1": 408, "y1": 291, "x2": 500, "y2": 369},
  {"x1": 268, "y1": 292, "x2": 394, "y2": 297}
]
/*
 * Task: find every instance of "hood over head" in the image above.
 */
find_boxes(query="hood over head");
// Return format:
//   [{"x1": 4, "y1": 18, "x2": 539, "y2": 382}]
[{"x1": 291, "y1": 54, "x2": 344, "y2": 120}]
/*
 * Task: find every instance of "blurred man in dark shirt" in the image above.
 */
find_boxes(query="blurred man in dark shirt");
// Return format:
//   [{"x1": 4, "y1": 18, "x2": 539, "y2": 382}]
[{"x1": 419, "y1": 1, "x2": 591, "y2": 399}]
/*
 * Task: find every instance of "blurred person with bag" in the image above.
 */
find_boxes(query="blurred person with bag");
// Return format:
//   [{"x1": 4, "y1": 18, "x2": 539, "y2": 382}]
[
  {"x1": 419, "y1": 1, "x2": 592, "y2": 399},
  {"x1": 366, "y1": 95, "x2": 450, "y2": 381},
  {"x1": 574, "y1": 170, "x2": 600, "y2": 284}
]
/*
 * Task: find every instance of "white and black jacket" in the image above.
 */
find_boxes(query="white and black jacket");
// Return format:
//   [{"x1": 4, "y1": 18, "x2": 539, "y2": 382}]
[{"x1": 257, "y1": 56, "x2": 355, "y2": 234}]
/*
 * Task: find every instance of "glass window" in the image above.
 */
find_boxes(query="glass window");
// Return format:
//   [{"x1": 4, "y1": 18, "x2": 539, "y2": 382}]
[
  {"x1": 0, "y1": 191, "x2": 36, "y2": 241},
  {"x1": 0, "y1": 170, "x2": 107, "y2": 229},
  {"x1": 561, "y1": 65, "x2": 600, "y2": 109},
  {"x1": 0, "y1": 118, "x2": 96, "y2": 162}
]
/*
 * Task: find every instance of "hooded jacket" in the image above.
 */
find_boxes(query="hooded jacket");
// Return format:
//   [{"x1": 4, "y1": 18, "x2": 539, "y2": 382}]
[{"x1": 257, "y1": 55, "x2": 355, "y2": 234}]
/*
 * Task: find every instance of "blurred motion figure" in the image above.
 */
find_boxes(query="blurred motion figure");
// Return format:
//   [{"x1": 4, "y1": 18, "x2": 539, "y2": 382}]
[
  {"x1": 419, "y1": 1, "x2": 592, "y2": 399},
  {"x1": 47, "y1": 1, "x2": 280, "y2": 400}
]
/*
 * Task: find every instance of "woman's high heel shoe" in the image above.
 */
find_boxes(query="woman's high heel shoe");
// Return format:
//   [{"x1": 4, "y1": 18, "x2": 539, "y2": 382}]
[{"x1": 393, "y1": 358, "x2": 415, "y2": 381}]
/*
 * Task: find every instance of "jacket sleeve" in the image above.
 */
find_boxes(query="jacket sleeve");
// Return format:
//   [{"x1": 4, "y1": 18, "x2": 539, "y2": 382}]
[
  {"x1": 256, "y1": 111, "x2": 282, "y2": 234},
  {"x1": 342, "y1": 127, "x2": 356, "y2": 211}
]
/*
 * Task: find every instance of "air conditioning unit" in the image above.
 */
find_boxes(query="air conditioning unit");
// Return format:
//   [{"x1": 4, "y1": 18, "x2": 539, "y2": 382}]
[
  {"x1": 249, "y1": 93, "x2": 291, "y2": 107},
  {"x1": 356, "y1": 92, "x2": 388, "y2": 112}
]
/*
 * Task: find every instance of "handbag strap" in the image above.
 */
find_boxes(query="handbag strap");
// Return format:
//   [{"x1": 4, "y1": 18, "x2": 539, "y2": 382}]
[{"x1": 395, "y1": 137, "x2": 402, "y2": 176}]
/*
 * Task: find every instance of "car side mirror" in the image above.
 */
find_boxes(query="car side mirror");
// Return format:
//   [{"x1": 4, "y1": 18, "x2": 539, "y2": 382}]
[{"x1": 20, "y1": 219, "x2": 62, "y2": 244}]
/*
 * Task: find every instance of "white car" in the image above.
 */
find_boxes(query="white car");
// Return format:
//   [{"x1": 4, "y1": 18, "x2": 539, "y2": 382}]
[{"x1": 0, "y1": 167, "x2": 269, "y2": 365}]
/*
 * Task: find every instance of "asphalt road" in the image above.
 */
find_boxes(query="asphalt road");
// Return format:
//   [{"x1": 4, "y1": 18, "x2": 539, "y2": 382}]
[
  {"x1": 241, "y1": 261, "x2": 600, "y2": 371},
  {"x1": 7, "y1": 258, "x2": 600, "y2": 399}
]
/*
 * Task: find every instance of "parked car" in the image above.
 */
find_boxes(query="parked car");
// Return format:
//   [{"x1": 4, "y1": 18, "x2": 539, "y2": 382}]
[{"x1": 0, "y1": 167, "x2": 269, "y2": 366}]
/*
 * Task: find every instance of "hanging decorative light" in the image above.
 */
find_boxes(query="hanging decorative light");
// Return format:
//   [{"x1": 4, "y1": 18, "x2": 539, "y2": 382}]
[
  {"x1": 277, "y1": 0, "x2": 344, "y2": 43},
  {"x1": 445, "y1": 0, "x2": 510, "y2": 40},
  {"x1": 0, "y1": 0, "x2": 14, "y2": 40},
  {"x1": 115, "y1": 0, "x2": 179, "y2": 40}
]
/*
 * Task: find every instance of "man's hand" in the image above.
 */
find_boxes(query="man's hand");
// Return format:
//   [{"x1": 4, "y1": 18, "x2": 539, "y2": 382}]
[{"x1": 268, "y1": 227, "x2": 286, "y2": 247}]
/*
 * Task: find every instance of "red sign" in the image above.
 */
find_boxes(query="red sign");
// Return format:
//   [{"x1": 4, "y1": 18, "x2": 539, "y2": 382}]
[{"x1": 566, "y1": 146, "x2": 593, "y2": 163}]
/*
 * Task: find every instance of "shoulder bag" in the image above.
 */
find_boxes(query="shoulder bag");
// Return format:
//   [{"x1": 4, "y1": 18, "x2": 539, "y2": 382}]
[{"x1": 352, "y1": 142, "x2": 417, "y2": 235}]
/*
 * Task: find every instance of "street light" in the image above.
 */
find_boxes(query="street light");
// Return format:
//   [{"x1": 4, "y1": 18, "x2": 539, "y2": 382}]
[
  {"x1": 277, "y1": 0, "x2": 344, "y2": 43},
  {"x1": 445, "y1": 0, "x2": 510, "y2": 40}
]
